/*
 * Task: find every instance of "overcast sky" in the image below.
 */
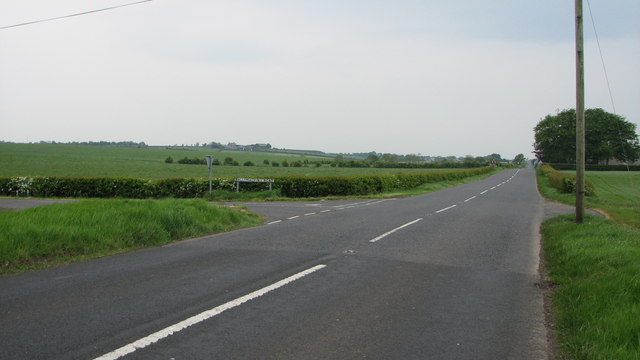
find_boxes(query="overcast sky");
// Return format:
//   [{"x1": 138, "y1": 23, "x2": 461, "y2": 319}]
[{"x1": 1, "y1": 0, "x2": 638, "y2": 158}]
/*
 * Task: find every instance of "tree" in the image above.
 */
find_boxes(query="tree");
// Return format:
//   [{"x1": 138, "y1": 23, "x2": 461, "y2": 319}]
[
  {"x1": 512, "y1": 154, "x2": 526, "y2": 166},
  {"x1": 534, "y1": 108, "x2": 639, "y2": 164}
]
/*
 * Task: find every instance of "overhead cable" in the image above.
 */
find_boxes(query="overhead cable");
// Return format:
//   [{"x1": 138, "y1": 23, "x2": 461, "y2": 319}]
[{"x1": 0, "y1": 0, "x2": 153, "y2": 30}]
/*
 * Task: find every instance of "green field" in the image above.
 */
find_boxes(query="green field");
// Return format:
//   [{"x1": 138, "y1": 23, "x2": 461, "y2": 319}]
[
  {"x1": 538, "y1": 169, "x2": 640, "y2": 359},
  {"x1": 540, "y1": 170, "x2": 640, "y2": 229},
  {"x1": 0, "y1": 143, "x2": 443, "y2": 179}
]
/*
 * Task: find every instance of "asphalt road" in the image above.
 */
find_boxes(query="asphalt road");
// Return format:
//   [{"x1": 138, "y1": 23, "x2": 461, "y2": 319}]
[{"x1": 0, "y1": 168, "x2": 550, "y2": 359}]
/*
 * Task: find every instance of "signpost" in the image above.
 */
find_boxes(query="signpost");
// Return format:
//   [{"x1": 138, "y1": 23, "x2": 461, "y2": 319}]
[
  {"x1": 205, "y1": 155, "x2": 213, "y2": 195},
  {"x1": 235, "y1": 178, "x2": 275, "y2": 192}
]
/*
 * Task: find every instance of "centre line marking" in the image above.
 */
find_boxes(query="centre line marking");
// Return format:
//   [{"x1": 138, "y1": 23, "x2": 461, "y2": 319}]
[
  {"x1": 94, "y1": 264, "x2": 327, "y2": 360},
  {"x1": 436, "y1": 204, "x2": 457, "y2": 213},
  {"x1": 267, "y1": 220, "x2": 282, "y2": 225},
  {"x1": 320, "y1": 210, "x2": 331, "y2": 213},
  {"x1": 287, "y1": 216, "x2": 300, "y2": 220},
  {"x1": 370, "y1": 218, "x2": 423, "y2": 243},
  {"x1": 464, "y1": 196, "x2": 477, "y2": 202},
  {"x1": 304, "y1": 213, "x2": 316, "y2": 216},
  {"x1": 480, "y1": 190, "x2": 489, "y2": 194}
]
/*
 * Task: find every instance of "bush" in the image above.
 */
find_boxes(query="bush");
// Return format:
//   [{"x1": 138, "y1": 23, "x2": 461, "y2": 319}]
[
  {"x1": 0, "y1": 167, "x2": 492, "y2": 199},
  {"x1": 244, "y1": 161, "x2": 255, "y2": 166},
  {"x1": 539, "y1": 165, "x2": 595, "y2": 196},
  {"x1": 165, "y1": 156, "x2": 174, "y2": 164}
]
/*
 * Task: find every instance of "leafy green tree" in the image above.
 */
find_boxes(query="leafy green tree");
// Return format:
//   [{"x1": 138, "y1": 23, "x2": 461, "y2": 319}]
[
  {"x1": 512, "y1": 154, "x2": 526, "y2": 166},
  {"x1": 534, "y1": 108, "x2": 639, "y2": 164},
  {"x1": 223, "y1": 157, "x2": 234, "y2": 165}
]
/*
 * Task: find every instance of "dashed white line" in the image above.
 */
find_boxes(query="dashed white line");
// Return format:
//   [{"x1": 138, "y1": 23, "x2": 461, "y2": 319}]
[
  {"x1": 287, "y1": 216, "x2": 300, "y2": 220},
  {"x1": 464, "y1": 196, "x2": 477, "y2": 202},
  {"x1": 480, "y1": 190, "x2": 489, "y2": 195},
  {"x1": 94, "y1": 264, "x2": 327, "y2": 360},
  {"x1": 267, "y1": 220, "x2": 282, "y2": 225},
  {"x1": 320, "y1": 210, "x2": 331, "y2": 213},
  {"x1": 435, "y1": 204, "x2": 457, "y2": 213},
  {"x1": 304, "y1": 213, "x2": 316, "y2": 216},
  {"x1": 370, "y1": 218, "x2": 423, "y2": 243}
]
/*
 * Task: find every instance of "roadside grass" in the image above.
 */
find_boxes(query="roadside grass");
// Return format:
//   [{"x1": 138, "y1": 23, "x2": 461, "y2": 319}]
[
  {"x1": 537, "y1": 169, "x2": 640, "y2": 359},
  {"x1": 538, "y1": 170, "x2": 640, "y2": 229},
  {"x1": 0, "y1": 199, "x2": 262, "y2": 276},
  {"x1": 542, "y1": 215, "x2": 640, "y2": 360}
]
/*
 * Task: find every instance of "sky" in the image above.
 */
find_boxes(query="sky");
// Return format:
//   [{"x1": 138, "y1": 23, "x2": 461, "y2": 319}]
[{"x1": 1, "y1": 0, "x2": 639, "y2": 159}]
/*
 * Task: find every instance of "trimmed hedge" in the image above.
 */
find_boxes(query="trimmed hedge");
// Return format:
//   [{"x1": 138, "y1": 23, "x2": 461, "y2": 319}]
[
  {"x1": 539, "y1": 165, "x2": 595, "y2": 196},
  {"x1": 550, "y1": 163, "x2": 640, "y2": 171},
  {"x1": 0, "y1": 167, "x2": 493, "y2": 199},
  {"x1": 275, "y1": 167, "x2": 493, "y2": 197}
]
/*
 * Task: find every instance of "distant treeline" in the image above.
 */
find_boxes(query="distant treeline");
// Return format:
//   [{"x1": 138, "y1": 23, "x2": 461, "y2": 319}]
[{"x1": 21, "y1": 141, "x2": 148, "y2": 147}]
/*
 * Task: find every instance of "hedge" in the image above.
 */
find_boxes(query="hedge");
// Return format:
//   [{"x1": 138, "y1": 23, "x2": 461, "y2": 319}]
[
  {"x1": 550, "y1": 163, "x2": 640, "y2": 171},
  {"x1": 0, "y1": 167, "x2": 493, "y2": 199},
  {"x1": 538, "y1": 165, "x2": 595, "y2": 196}
]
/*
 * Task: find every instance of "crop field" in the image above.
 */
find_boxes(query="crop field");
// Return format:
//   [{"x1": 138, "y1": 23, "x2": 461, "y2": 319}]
[{"x1": 0, "y1": 143, "x2": 440, "y2": 179}]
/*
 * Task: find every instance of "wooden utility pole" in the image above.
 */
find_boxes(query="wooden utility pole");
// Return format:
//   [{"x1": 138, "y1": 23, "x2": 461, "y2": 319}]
[{"x1": 575, "y1": 0, "x2": 586, "y2": 223}]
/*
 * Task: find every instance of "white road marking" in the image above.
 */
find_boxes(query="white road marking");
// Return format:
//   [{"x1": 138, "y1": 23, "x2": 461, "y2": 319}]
[
  {"x1": 464, "y1": 196, "x2": 477, "y2": 202},
  {"x1": 287, "y1": 216, "x2": 300, "y2": 220},
  {"x1": 94, "y1": 265, "x2": 327, "y2": 360},
  {"x1": 369, "y1": 218, "x2": 423, "y2": 243},
  {"x1": 436, "y1": 204, "x2": 457, "y2": 213},
  {"x1": 480, "y1": 190, "x2": 489, "y2": 194},
  {"x1": 267, "y1": 220, "x2": 282, "y2": 225},
  {"x1": 320, "y1": 210, "x2": 331, "y2": 213},
  {"x1": 304, "y1": 213, "x2": 316, "y2": 216}
]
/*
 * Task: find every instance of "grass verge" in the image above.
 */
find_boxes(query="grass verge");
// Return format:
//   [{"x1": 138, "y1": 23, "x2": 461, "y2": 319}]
[
  {"x1": 537, "y1": 168, "x2": 640, "y2": 359},
  {"x1": 0, "y1": 199, "x2": 262, "y2": 276},
  {"x1": 542, "y1": 215, "x2": 640, "y2": 360}
]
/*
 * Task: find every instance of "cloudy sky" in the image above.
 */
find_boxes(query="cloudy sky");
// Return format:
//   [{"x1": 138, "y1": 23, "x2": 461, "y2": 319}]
[{"x1": 1, "y1": 0, "x2": 638, "y2": 158}]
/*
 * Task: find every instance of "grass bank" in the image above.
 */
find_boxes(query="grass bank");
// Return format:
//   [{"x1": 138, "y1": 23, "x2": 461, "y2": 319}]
[
  {"x1": 0, "y1": 199, "x2": 262, "y2": 276},
  {"x1": 542, "y1": 215, "x2": 640, "y2": 360},
  {"x1": 537, "y1": 168, "x2": 640, "y2": 359},
  {"x1": 538, "y1": 169, "x2": 639, "y2": 229}
]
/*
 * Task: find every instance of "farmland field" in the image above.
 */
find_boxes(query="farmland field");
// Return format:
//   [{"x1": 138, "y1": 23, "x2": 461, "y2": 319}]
[
  {"x1": 0, "y1": 143, "x2": 439, "y2": 179},
  {"x1": 555, "y1": 170, "x2": 640, "y2": 229}
]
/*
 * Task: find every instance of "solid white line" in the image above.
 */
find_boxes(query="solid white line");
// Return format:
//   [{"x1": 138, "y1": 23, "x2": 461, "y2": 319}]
[
  {"x1": 436, "y1": 204, "x2": 457, "y2": 213},
  {"x1": 94, "y1": 265, "x2": 327, "y2": 360},
  {"x1": 480, "y1": 190, "x2": 489, "y2": 194},
  {"x1": 267, "y1": 220, "x2": 282, "y2": 225},
  {"x1": 369, "y1": 218, "x2": 423, "y2": 243},
  {"x1": 287, "y1": 216, "x2": 300, "y2": 220},
  {"x1": 304, "y1": 213, "x2": 316, "y2": 216},
  {"x1": 464, "y1": 196, "x2": 477, "y2": 202}
]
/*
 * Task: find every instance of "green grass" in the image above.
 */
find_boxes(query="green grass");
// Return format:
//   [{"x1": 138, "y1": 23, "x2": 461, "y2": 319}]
[
  {"x1": 0, "y1": 143, "x2": 438, "y2": 179},
  {"x1": 538, "y1": 169, "x2": 640, "y2": 359},
  {"x1": 0, "y1": 199, "x2": 262, "y2": 276},
  {"x1": 542, "y1": 215, "x2": 640, "y2": 360},
  {"x1": 538, "y1": 170, "x2": 640, "y2": 229}
]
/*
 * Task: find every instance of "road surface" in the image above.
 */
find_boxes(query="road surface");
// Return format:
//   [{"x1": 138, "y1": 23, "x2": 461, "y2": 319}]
[{"x1": 0, "y1": 168, "x2": 549, "y2": 359}]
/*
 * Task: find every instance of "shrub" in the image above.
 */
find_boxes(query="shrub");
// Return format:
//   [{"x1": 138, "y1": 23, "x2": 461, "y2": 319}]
[
  {"x1": 244, "y1": 161, "x2": 255, "y2": 166},
  {"x1": 539, "y1": 164, "x2": 595, "y2": 196},
  {"x1": 165, "y1": 156, "x2": 174, "y2": 164}
]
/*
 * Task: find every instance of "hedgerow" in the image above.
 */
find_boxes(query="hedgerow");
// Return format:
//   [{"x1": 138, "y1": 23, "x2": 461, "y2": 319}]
[
  {"x1": 0, "y1": 167, "x2": 492, "y2": 199},
  {"x1": 538, "y1": 164, "x2": 595, "y2": 196}
]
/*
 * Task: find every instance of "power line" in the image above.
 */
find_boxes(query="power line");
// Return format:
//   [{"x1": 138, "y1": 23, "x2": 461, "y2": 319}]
[
  {"x1": 0, "y1": 0, "x2": 153, "y2": 31},
  {"x1": 585, "y1": 0, "x2": 616, "y2": 114}
]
